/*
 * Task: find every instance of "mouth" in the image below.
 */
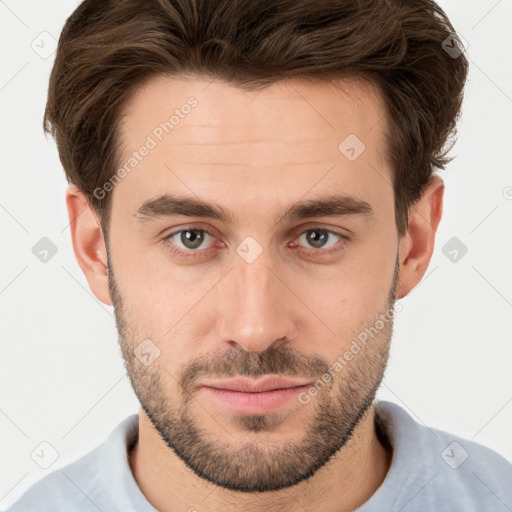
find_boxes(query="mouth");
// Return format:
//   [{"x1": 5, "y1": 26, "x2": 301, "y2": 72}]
[{"x1": 198, "y1": 376, "x2": 313, "y2": 415}]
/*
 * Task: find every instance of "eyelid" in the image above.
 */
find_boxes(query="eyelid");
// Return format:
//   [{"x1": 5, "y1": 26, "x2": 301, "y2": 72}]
[
  {"x1": 163, "y1": 223, "x2": 350, "y2": 259},
  {"x1": 291, "y1": 222, "x2": 351, "y2": 240},
  {"x1": 164, "y1": 225, "x2": 218, "y2": 251},
  {"x1": 292, "y1": 226, "x2": 350, "y2": 254}
]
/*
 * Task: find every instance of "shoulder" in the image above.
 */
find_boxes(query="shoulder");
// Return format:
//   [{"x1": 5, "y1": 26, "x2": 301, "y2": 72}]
[
  {"x1": 6, "y1": 448, "x2": 107, "y2": 511},
  {"x1": 5, "y1": 414, "x2": 139, "y2": 512},
  {"x1": 364, "y1": 401, "x2": 512, "y2": 511},
  {"x1": 6, "y1": 466, "x2": 102, "y2": 511}
]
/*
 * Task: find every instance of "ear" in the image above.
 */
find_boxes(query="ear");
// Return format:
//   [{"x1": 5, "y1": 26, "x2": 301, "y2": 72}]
[
  {"x1": 396, "y1": 175, "x2": 444, "y2": 299},
  {"x1": 65, "y1": 184, "x2": 112, "y2": 306}
]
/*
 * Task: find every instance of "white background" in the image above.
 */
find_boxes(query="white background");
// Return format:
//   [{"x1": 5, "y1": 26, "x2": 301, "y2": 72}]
[{"x1": 1, "y1": 0, "x2": 511, "y2": 509}]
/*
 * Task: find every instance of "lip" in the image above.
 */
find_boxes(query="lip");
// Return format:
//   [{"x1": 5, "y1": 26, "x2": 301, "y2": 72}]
[
  {"x1": 200, "y1": 376, "x2": 313, "y2": 393},
  {"x1": 199, "y1": 376, "x2": 313, "y2": 415}
]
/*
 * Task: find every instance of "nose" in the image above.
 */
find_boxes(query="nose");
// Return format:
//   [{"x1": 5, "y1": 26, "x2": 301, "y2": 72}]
[{"x1": 216, "y1": 253, "x2": 298, "y2": 354}]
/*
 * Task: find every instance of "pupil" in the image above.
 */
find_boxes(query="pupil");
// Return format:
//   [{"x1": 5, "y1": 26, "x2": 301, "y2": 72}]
[
  {"x1": 182, "y1": 230, "x2": 203, "y2": 249},
  {"x1": 308, "y1": 230, "x2": 327, "y2": 248}
]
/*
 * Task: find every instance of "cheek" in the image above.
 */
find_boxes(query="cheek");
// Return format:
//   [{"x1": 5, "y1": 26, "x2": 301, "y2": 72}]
[
  {"x1": 303, "y1": 250, "x2": 396, "y2": 336},
  {"x1": 304, "y1": 282, "x2": 379, "y2": 337}
]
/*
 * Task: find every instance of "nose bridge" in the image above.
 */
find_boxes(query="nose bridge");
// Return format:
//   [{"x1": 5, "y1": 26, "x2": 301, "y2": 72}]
[{"x1": 218, "y1": 249, "x2": 295, "y2": 353}]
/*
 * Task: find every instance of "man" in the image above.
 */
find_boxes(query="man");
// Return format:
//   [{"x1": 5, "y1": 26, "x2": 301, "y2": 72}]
[{"x1": 7, "y1": 0, "x2": 512, "y2": 511}]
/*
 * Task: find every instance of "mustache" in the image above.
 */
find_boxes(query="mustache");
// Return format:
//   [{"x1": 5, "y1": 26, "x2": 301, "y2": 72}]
[{"x1": 179, "y1": 344, "x2": 330, "y2": 395}]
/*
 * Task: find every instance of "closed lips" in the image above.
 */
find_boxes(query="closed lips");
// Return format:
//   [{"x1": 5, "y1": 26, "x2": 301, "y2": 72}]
[{"x1": 200, "y1": 376, "x2": 312, "y2": 393}]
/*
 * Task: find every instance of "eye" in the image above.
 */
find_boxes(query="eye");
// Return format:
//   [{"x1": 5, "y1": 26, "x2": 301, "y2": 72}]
[
  {"x1": 295, "y1": 228, "x2": 348, "y2": 252},
  {"x1": 164, "y1": 228, "x2": 217, "y2": 258},
  {"x1": 163, "y1": 225, "x2": 349, "y2": 261}
]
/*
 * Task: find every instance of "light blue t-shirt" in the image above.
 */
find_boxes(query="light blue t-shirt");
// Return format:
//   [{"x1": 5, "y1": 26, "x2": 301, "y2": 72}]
[{"x1": 6, "y1": 400, "x2": 512, "y2": 511}]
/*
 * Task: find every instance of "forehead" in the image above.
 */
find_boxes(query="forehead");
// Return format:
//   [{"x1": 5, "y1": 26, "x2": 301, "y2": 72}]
[
  {"x1": 119, "y1": 74, "x2": 387, "y2": 151},
  {"x1": 114, "y1": 74, "x2": 392, "y2": 222}
]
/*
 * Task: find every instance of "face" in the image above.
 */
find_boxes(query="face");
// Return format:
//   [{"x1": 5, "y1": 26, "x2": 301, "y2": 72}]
[{"x1": 106, "y1": 75, "x2": 400, "y2": 492}]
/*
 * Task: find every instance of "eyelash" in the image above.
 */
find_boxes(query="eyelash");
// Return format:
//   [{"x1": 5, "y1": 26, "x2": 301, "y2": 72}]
[{"x1": 163, "y1": 226, "x2": 350, "y2": 260}]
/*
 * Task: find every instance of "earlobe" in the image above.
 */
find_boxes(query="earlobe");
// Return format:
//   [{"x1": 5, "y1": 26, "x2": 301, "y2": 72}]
[
  {"x1": 395, "y1": 176, "x2": 444, "y2": 299},
  {"x1": 65, "y1": 184, "x2": 113, "y2": 306}
]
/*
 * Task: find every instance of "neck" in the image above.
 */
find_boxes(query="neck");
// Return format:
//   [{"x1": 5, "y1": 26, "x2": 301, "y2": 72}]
[{"x1": 129, "y1": 404, "x2": 392, "y2": 512}]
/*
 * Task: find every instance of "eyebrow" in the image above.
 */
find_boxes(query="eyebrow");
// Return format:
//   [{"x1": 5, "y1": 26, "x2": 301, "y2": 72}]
[{"x1": 134, "y1": 193, "x2": 374, "y2": 225}]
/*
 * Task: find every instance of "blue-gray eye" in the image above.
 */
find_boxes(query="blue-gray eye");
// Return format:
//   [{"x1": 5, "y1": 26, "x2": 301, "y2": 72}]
[
  {"x1": 297, "y1": 229, "x2": 343, "y2": 250},
  {"x1": 166, "y1": 229, "x2": 216, "y2": 251}
]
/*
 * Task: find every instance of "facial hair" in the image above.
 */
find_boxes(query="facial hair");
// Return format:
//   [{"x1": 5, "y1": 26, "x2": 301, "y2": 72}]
[{"x1": 107, "y1": 244, "x2": 399, "y2": 493}]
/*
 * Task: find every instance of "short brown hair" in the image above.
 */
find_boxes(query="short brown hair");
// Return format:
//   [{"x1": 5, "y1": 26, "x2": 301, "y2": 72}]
[{"x1": 44, "y1": 0, "x2": 468, "y2": 239}]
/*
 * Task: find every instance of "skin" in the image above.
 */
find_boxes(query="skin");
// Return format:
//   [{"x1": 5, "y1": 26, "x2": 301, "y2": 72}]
[{"x1": 66, "y1": 75, "x2": 443, "y2": 511}]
